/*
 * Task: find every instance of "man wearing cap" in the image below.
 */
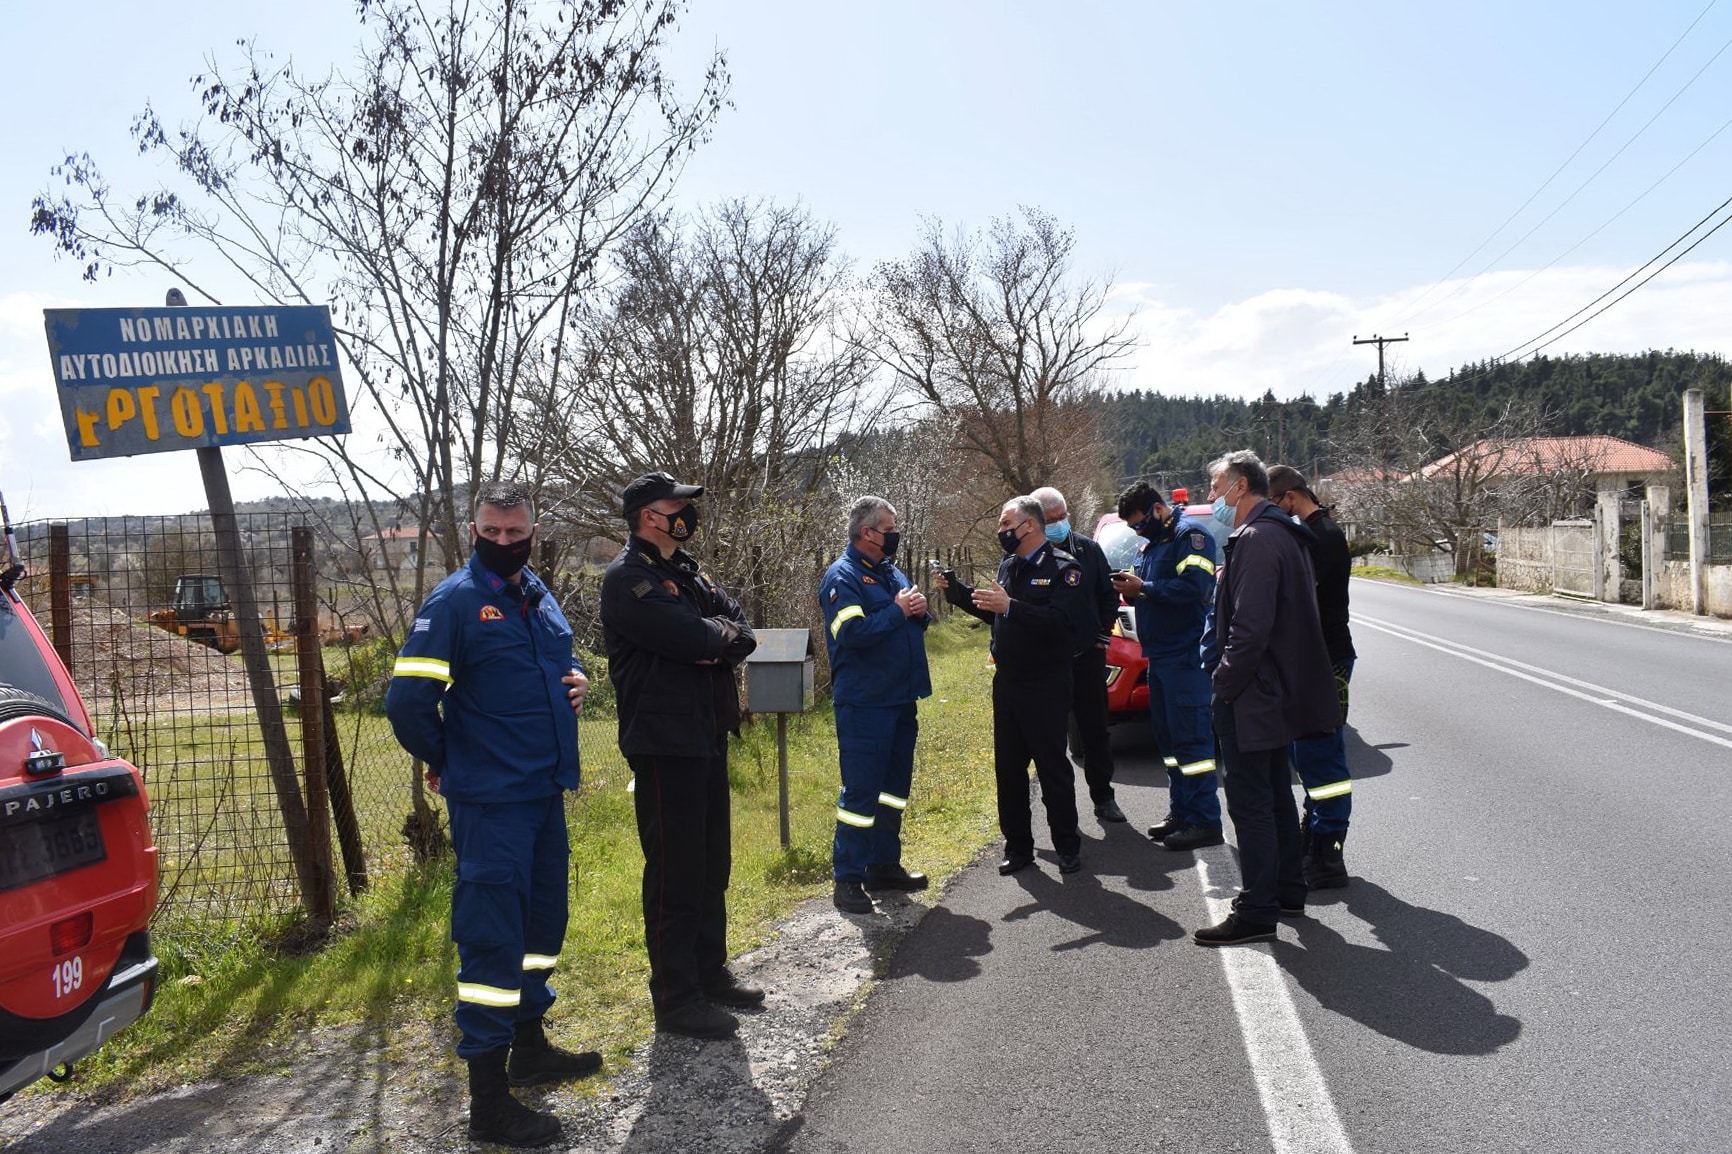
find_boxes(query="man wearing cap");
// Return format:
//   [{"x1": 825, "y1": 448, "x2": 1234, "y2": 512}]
[
  {"x1": 600, "y1": 472, "x2": 761, "y2": 1040},
  {"x1": 1268, "y1": 464, "x2": 1356, "y2": 888},
  {"x1": 820, "y1": 495, "x2": 933, "y2": 915},
  {"x1": 386, "y1": 480, "x2": 598, "y2": 1149},
  {"x1": 1031, "y1": 485, "x2": 1126, "y2": 824}
]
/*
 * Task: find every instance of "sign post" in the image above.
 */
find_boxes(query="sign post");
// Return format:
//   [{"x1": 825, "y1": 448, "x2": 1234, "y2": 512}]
[{"x1": 45, "y1": 293, "x2": 350, "y2": 923}]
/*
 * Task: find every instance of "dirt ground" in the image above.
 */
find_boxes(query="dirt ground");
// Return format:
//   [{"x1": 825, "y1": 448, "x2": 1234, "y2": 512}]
[{"x1": 0, "y1": 883, "x2": 939, "y2": 1154}]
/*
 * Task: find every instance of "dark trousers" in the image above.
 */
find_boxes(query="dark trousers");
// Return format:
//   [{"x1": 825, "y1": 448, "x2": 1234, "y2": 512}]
[
  {"x1": 1214, "y1": 700, "x2": 1305, "y2": 926},
  {"x1": 1069, "y1": 647, "x2": 1116, "y2": 803},
  {"x1": 628, "y1": 743, "x2": 731, "y2": 1014},
  {"x1": 833, "y1": 702, "x2": 919, "y2": 883},
  {"x1": 1290, "y1": 658, "x2": 1355, "y2": 836},
  {"x1": 446, "y1": 795, "x2": 568, "y2": 1059},
  {"x1": 994, "y1": 674, "x2": 1081, "y2": 857}
]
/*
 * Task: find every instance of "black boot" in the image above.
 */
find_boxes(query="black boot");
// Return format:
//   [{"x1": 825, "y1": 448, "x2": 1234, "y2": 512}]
[
  {"x1": 468, "y1": 1048, "x2": 562, "y2": 1148},
  {"x1": 509, "y1": 1018, "x2": 602, "y2": 1086},
  {"x1": 1305, "y1": 830, "x2": 1349, "y2": 889}
]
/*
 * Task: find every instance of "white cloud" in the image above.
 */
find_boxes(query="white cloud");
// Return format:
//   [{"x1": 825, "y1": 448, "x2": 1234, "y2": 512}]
[{"x1": 1108, "y1": 259, "x2": 1732, "y2": 402}]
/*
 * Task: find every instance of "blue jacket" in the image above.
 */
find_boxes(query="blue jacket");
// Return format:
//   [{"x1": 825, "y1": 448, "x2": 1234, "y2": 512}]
[
  {"x1": 385, "y1": 553, "x2": 581, "y2": 803},
  {"x1": 820, "y1": 545, "x2": 932, "y2": 707},
  {"x1": 1129, "y1": 511, "x2": 1219, "y2": 658}
]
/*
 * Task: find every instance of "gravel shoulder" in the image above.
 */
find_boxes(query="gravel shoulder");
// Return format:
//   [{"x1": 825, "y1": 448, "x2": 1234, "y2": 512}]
[{"x1": 0, "y1": 878, "x2": 944, "y2": 1154}]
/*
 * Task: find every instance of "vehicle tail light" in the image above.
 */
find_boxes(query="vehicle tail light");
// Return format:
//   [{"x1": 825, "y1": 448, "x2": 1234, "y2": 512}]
[{"x1": 51, "y1": 912, "x2": 93, "y2": 956}]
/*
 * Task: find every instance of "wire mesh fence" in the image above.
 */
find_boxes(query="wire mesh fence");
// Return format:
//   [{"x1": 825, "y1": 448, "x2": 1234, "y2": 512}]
[{"x1": 11, "y1": 514, "x2": 986, "y2": 929}]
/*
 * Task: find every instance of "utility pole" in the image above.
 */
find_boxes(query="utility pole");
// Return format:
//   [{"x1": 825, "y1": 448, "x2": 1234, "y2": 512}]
[{"x1": 1352, "y1": 333, "x2": 1409, "y2": 389}]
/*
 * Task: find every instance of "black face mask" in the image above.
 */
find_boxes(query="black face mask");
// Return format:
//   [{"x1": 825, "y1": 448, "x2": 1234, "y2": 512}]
[
  {"x1": 474, "y1": 534, "x2": 534, "y2": 578},
  {"x1": 877, "y1": 530, "x2": 901, "y2": 558},
  {"x1": 1134, "y1": 505, "x2": 1162, "y2": 537},
  {"x1": 660, "y1": 504, "x2": 699, "y2": 541}
]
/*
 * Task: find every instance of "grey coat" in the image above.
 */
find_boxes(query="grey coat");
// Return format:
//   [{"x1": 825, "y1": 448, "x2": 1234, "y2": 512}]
[{"x1": 1211, "y1": 500, "x2": 1342, "y2": 751}]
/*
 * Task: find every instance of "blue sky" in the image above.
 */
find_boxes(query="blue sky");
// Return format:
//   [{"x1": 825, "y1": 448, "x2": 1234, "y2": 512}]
[{"x1": 6, "y1": 0, "x2": 1732, "y2": 517}]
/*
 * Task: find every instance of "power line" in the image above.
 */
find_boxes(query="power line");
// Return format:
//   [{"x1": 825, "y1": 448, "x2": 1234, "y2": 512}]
[
  {"x1": 1393, "y1": 0, "x2": 1722, "y2": 327},
  {"x1": 1499, "y1": 190, "x2": 1732, "y2": 361}
]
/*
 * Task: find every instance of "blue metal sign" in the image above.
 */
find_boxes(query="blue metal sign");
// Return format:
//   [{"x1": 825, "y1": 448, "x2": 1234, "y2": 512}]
[{"x1": 43, "y1": 305, "x2": 351, "y2": 461}]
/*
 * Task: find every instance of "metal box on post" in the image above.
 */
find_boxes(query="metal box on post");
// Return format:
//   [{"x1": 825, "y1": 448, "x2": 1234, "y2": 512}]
[
  {"x1": 743, "y1": 627, "x2": 815, "y2": 847},
  {"x1": 744, "y1": 628, "x2": 814, "y2": 714}
]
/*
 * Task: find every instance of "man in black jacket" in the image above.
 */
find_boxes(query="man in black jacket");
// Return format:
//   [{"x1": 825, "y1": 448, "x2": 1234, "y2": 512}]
[
  {"x1": 1196, "y1": 452, "x2": 1341, "y2": 946},
  {"x1": 937, "y1": 496, "x2": 1095, "y2": 876},
  {"x1": 600, "y1": 472, "x2": 761, "y2": 1039},
  {"x1": 1269, "y1": 465, "x2": 1356, "y2": 888},
  {"x1": 1032, "y1": 485, "x2": 1125, "y2": 823}
]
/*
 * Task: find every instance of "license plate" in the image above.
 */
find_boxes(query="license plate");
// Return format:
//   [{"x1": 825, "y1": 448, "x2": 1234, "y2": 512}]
[{"x1": 0, "y1": 809, "x2": 108, "y2": 894}]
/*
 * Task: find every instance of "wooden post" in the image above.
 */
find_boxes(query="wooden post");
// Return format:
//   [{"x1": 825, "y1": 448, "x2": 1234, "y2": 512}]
[
  {"x1": 49, "y1": 524, "x2": 73, "y2": 673},
  {"x1": 292, "y1": 527, "x2": 337, "y2": 922}
]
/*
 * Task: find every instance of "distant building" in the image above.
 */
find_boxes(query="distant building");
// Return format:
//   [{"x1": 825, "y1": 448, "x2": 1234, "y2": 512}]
[{"x1": 360, "y1": 525, "x2": 446, "y2": 574}]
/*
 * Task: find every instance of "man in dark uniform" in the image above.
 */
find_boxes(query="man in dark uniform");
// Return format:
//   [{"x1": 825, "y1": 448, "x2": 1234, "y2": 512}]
[
  {"x1": 599, "y1": 472, "x2": 761, "y2": 1040},
  {"x1": 820, "y1": 495, "x2": 932, "y2": 915},
  {"x1": 937, "y1": 495, "x2": 1095, "y2": 876},
  {"x1": 1195, "y1": 451, "x2": 1341, "y2": 946},
  {"x1": 387, "y1": 481, "x2": 598, "y2": 1149},
  {"x1": 1269, "y1": 465, "x2": 1357, "y2": 888},
  {"x1": 1032, "y1": 485, "x2": 1126, "y2": 823},
  {"x1": 1109, "y1": 481, "x2": 1224, "y2": 851}
]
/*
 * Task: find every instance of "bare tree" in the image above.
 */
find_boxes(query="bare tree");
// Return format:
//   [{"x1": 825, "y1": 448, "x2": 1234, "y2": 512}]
[
  {"x1": 868, "y1": 208, "x2": 1134, "y2": 503},
  {"x1": 31, "y1": 0, "x2": 728, "y2": 616},
  {"x1": 537, "y1": 198, "x2": 879, "y2": 623},
  {"x1": 1328, "y1": 381, "x2": 1554, "y2": 573}
]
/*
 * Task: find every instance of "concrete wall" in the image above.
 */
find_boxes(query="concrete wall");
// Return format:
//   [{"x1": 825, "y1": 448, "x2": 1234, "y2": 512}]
[
  {"x1": 1494, "y1": 526, "x2": 1553, "y2": 594},
  {"x1": 1657, "y1": 560, "x2": 1732, "y2": 617},
  {"x1": 1361, "y1": 551, "x2": 1456, "y2": 583}
]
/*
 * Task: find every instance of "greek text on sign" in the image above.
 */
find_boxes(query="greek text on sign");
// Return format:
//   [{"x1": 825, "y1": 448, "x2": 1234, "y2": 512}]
[{"x1": 43, "y1": 305, "x2": 351, "y2": 461}]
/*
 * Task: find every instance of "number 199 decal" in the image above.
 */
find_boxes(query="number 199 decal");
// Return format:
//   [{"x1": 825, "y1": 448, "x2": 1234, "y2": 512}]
[{"x1": 52, "y1": 957, "x2": 83, "y2": 999}]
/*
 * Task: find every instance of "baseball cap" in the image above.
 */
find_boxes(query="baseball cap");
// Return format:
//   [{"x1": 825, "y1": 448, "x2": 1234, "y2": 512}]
[{"x1": 621, "y1": 471, "x2": 704, "y2": 516}]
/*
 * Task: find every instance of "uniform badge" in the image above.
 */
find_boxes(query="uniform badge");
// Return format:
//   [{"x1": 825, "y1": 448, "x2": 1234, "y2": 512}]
[
  {"x1": 631, "y1": 579, "x2": 654, "y2": 598},
  {"x1": 663, "y1": 580, "x2": 681, "y2": 598},
  {"x1": 1190, "y1": 532, "x2": 1208, "y2": 550},
  {"x1": 412, "y1": 617, "x2": 432, "y2": 633},
  {"x1": 828, "y1": 587, "x2": 838, "y2": 602},
  {"x1": 1064, "y1": 569, "x2": 1081, "y2": 586},
  {"x1": 479, "y1": 605, "x2": 505, "y2": 621},
  {"x1": 1031, "y1": 577, "x2": 1052, "y2": 586},
  {"x1": 861, "y1": 575, "x2": 877, "y2": 585}
]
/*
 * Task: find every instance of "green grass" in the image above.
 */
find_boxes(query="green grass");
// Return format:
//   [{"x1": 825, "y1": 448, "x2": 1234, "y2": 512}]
[
  {"x1": 48, "y1": 619, "x2": 1000, "y2": 1097},
  {"x1": 1351, "y1": 564, "x2": 1424, "y2": 585}
]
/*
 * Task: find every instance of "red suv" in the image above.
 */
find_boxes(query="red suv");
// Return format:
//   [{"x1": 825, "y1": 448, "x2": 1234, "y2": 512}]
[
  {"x1": 0, "y1": 568, "x2": 158, "y2": 1102},
  {"x1": 1094, "y1": 506, "x2": 1227, "y2": 725}
]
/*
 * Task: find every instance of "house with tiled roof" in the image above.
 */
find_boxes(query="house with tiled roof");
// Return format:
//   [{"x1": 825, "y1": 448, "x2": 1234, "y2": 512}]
[{"x1": 1417, "y1": 435, "x2": 1673, "y2": 485}]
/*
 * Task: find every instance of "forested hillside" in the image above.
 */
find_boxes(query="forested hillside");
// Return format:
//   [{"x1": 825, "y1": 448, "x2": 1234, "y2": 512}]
[{"x1": 1101, "y1": 349, "x2": 1732, "y2": 493}]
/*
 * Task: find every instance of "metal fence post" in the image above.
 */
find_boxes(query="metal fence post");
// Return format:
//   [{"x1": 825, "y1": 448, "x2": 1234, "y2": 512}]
[{"x1": 48, "y1": 524, "x2": 72, "y2": 672}]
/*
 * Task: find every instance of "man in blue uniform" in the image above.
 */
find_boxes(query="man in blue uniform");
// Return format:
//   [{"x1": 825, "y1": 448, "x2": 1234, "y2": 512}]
[
  {"x1": 600, "y1": 472, "x2": 761, "y2": 1042},
  {"x1": 1032, "y1": 485, "x2": 1126, "y2": 824},
  {"x1": 386, "y1": 481, "x2": 597, "y2": 1149},
  {"x1": 820, "y1": 496, "x2": 933, "y2": 915},
  {"x1": 1109, "y1": 481, "x2": 1223, "y2": 851},
  {"x1": 938, "y1": 496, "x2": 1095, "y2": 876},
  {"x1": 1269, "y1": 465, "x2": 1356, "y2": 888}
]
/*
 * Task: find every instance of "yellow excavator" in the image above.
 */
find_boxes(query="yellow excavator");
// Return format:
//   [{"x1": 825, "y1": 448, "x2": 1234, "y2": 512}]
[{"x1": 147, "y1": 574, "x2": 291, "y2": 653}]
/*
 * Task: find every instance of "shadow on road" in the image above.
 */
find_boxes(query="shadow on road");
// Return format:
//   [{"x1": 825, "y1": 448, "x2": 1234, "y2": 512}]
[
  {"x1": 1344, "y1": 726, "x2": 1401, "y2": 780},
  {"x1": 1276, "y1": 879, "x2": 1527, "y2": 1055},
  {"x1": 883, "y1": 905, "x2": 994, "y2": 983},
  {"x1": 1002, "y1": 851, "x2": 1188, "y2": 953}
]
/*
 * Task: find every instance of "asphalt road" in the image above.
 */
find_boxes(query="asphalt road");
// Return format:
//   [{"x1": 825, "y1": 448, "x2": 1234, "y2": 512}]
[{"x1": 783, "y1": 580, "x2": 1732, "y2": 1154}]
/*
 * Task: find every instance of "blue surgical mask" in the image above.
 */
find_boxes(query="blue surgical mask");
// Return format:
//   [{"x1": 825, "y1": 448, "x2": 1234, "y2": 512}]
[
  {"x1": 1211, "y1": 496, "x2": 1235, "y2": 528},
  {"x1": 1043, "y1": 518, "x2": 1070, "y2": 545}
]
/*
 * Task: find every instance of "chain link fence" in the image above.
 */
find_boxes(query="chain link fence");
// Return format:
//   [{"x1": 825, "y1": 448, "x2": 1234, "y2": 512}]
[{"x1": 12, "y1": 514, "x2": 985, "y2": 929}]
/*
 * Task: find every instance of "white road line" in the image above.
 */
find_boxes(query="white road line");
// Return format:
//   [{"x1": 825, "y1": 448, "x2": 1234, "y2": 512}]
[
  {"x1": 1356, "y1": 614, "x2": 1732, "y2": 751},
  {"x1": 1389, "y1": 580, "x2": 1732, "y2": 645},
  {"x1": 1197, "y1": 856, "x2": 1356, "y2": 1154}
]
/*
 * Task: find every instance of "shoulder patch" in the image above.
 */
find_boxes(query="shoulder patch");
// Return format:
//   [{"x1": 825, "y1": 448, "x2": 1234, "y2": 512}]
[
  {"x1": 1064, "y1": 568, "x2": 1081, "y2": 586},
  {"x1": 1190, "y1": 532, "x2": 1208, "y2": 551},
  {"x1": 631, "y1": 579, "x2": 655, "y2": 599},
  {"x1": 828, "y1": 587, "x2": 838, "y2": 602},
  {"x1": 479, "y1": 604, "x2": 505, "y2": 621},
  {"x1": 412, "y1": 617, "x2": 432, "y2": 633}
]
